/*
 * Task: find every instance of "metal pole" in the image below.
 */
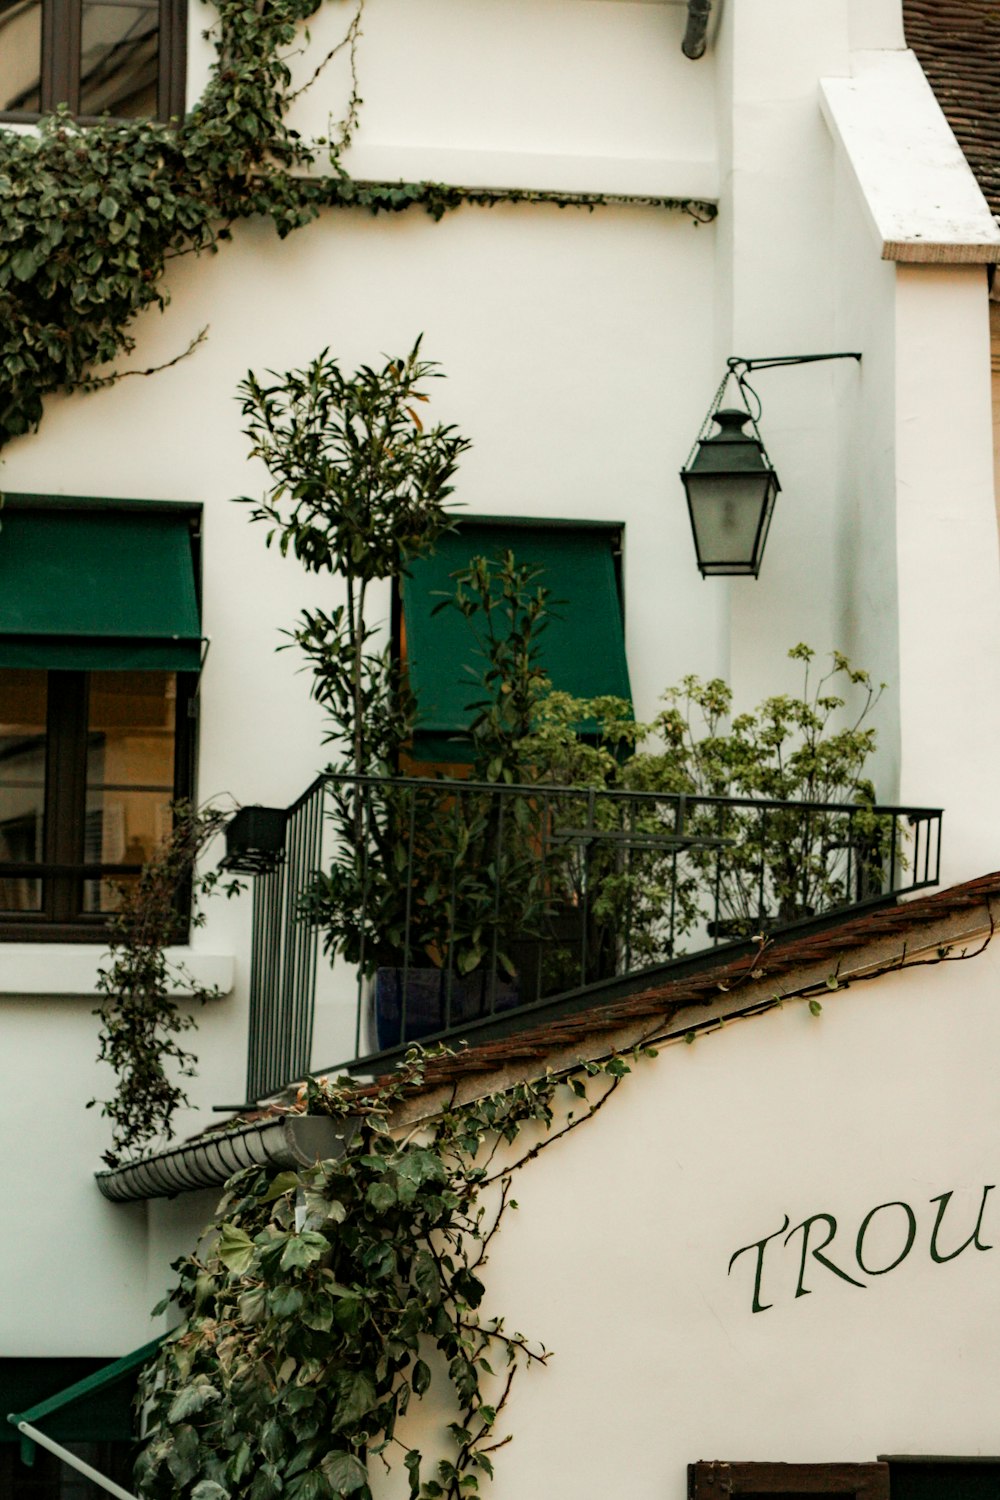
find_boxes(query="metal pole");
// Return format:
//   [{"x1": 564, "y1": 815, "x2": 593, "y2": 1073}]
[{"x1": 14, "y1": 1421, "x2": 140, "y2": 1500}]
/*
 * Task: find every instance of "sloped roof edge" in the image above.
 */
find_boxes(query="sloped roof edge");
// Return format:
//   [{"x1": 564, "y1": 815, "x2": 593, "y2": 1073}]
[
  {"x1": 388, "y1": 869, "x2": 1000, "y2": 1119},
  {"x1": 94, "y1": 871, "x2": 1000, "y2": 1201},
  {"x1": 820, "y1": 49, "x2": 1000, "y2": 264}
]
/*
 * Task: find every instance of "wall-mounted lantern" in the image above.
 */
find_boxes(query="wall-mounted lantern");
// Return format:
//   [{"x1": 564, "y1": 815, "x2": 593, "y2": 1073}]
[
  {"x1": 680, "y1": 352, "x2": 861, "y2": 578},
  {"x1": 221, "y1": 805, "x2": 288, "y2": 874}
]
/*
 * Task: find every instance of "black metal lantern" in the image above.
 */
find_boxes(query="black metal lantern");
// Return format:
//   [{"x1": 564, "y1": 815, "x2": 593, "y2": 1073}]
[
  {"x1": 221, "y1": 805, "x2": 288, "y2": 874},
  {"x1": 680, "y1": 352, "x2": 862, "y2": 579},
  {"x1": 681, "y1": 407, "x2": 779, "y2": 578}
]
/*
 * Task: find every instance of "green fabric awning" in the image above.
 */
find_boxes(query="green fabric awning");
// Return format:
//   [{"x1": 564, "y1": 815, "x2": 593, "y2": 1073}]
[
  {"x1": 4, "y1": 1338, "x2": 162, "y2": 1463},
  {"x1": 0, "y1": 503, "x2": 201, "y2": 671},
  {"x1": 402, "y1": 520, "x2": 632, "y2": 761}
]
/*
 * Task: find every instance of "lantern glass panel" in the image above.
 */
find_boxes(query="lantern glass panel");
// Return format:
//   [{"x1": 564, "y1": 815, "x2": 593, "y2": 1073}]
[{"x1": 686, "y1": 472, "x2": 773, "y2": 570}]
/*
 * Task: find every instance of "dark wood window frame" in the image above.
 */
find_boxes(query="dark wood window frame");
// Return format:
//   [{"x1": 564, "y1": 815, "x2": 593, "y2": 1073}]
[
  {"x1": 0, "y1": 668, "x2": 197, "y2": 942},
  {"x1": 689, "y1": 1463, "x2": 890, "y2": 1500},
  {"x1": 0, "y1": 0, "x2": 187, "y2": 123}
]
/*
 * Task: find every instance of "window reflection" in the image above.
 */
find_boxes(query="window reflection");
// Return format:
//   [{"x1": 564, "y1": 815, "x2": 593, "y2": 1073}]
[
  {"x1": 0, "y1": 670, "x2": 46, "y2": 912},
  {"x1": 84, "y1": 671, "x2": 175, "y2": 913},
  {"x1": 0, "y1": 0, "x2": 42, "y2": 113},
  {"x1": 80, "y1": 0, "x2": 159, "y2": 117}
]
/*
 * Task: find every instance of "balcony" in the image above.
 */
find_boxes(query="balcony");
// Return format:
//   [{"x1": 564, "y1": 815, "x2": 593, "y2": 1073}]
[{"x1": 224, "y1": 775, "x2": 943, "y2": 1102}]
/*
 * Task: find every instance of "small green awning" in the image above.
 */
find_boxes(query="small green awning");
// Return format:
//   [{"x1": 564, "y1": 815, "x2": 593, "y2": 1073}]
[
  {"x1": 402, "y1": 520, "x2": 632, "y2": 761},
  {"x1": 4, "y1": 1337, "x2": 162, "y2": 1464},
  {"x1": 0, "y1": 502, "x2": 201, "y2": 671}
]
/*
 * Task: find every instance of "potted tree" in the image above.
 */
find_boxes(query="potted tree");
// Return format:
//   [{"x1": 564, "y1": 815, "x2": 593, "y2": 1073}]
[{"x1": 240, "y1": 344, "x2": 579, "y2": 1048}]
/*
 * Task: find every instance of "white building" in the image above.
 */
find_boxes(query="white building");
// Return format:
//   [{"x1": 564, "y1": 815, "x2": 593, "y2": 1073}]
[{"x1": 1, "y1": 0, "x2": 999, "y2": 1495}]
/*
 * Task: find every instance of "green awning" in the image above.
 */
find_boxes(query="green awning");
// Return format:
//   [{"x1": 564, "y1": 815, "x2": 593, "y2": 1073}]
[
  {"x1": 4, "y1": 1338, "x2": 162, "y2": 1464},
  {"x1": 402, "y1": 520, "x2": 632, "y2": 761},
  {"x1": 0, "y1": 503, "x2": 201, "y2": 671}
]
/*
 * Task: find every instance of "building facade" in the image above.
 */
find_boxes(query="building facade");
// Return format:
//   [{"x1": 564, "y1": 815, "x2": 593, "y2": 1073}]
[{"x1": 1, "y1": 0, "x2": 999, "y2": 1495}]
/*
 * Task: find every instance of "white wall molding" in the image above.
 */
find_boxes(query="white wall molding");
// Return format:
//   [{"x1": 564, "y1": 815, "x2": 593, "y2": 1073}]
[{"x1": 0, "y1": 946, "x2": 235, "y2": 999}]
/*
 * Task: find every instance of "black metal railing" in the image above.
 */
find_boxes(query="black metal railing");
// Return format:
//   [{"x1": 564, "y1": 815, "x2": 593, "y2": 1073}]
[{"x1": 237, "y1": 775, "x2": 942, "y2": 1097}]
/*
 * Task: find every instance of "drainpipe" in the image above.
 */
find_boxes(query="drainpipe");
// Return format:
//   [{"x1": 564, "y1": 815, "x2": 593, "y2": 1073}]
[{"x1": 682, "y1": 0, "x2": 713, "y2": 58}]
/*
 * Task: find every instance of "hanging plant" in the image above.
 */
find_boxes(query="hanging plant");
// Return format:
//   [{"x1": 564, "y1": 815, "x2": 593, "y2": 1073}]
[
  {"x1": 88, "y1": 801, "x2": 238, "y2": 1167},
  {"x1": 136, "y1": 1048, "x2": 635, "y2": 1499}
]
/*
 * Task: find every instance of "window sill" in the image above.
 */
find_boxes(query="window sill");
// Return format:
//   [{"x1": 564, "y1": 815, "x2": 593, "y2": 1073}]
[{"x1": 0, "y1": 945, "x2": 234, "y2": 999}]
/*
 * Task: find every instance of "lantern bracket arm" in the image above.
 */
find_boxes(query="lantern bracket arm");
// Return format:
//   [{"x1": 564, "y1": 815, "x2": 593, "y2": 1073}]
[{"x1": 727, "y1": 352, "x2": 862, "y2": 375}]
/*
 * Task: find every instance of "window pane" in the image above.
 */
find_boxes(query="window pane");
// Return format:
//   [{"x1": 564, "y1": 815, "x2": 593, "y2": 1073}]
[
  {"x1": 0, "y1": 0, "x2": 42, "y2": 113},
  {"x1": 0, "y1": 669, "x2": 46, "y2": 912},
  {"x1": 80, "y1": 0, "x2": 158, "y2": 117},
  {"x1": 84, "y1": 671, "x2": 175, "y2": 913}
]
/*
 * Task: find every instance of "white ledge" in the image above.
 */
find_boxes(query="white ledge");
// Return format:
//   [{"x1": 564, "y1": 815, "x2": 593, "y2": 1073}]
[
  {"x1": 820, "y1": 50, "x2": 1000, "y2": 264},
  {"x1": 339, "y1": 142, "x2": 719, "y2": 203},
  {"x1": 0, "y1": 945, "x2": 235, "y2": 999}
]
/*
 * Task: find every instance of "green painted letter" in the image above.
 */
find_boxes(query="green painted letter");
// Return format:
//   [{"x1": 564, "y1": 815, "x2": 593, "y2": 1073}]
[
  {"x1": 928, "y1": 1185, "x2": 994, "y2": 1263},
  {"x1": 785, "y1": 1213, "x2": 866, "y2": 1297},
  {"x1": 855, "y1": 1200, "x2": 917, "y2": 1275},
  {"x1": 728, "y1": 1214, "x2": 790, "y2": 1313}
]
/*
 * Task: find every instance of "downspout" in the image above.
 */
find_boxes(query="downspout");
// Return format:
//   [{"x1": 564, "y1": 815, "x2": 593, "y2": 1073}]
[{"x1": 682, "y1": 0, "x2": 713, "y2": 59}]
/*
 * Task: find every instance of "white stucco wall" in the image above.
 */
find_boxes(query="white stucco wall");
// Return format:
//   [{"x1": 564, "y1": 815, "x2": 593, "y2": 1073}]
[{"x1": 367, "y1": 939, "x2": 1000, "y2": 1498}]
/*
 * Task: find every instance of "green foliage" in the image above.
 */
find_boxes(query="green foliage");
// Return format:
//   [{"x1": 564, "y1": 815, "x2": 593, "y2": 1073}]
[
  {"x1": 240, "y1": 341, "x2": 471, "y2": 974},
  {"x1": 445, "y1": 551, "x2": 551, "y2": 785},
  {"x1": 239, "y1": 339, "x2": 469, "y2": 777},
  {"x1": 137, "y1": 1050, "x2": 629, "y2": 1499},
  {"x1": 88, "y1": 803, "x2": 239, "y2": 1166},
  {"x1": 521, "y1": 644, "x2": 888, "y2": 954}
]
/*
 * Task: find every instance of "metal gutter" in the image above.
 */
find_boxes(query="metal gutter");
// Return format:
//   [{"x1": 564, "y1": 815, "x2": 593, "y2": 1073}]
[
  {"x1": 682, "y1": 0, "x2": 713, "y2": 59},
  {"x1": 95, "y1": 1114, "x2": 350, "y2": 1203}
]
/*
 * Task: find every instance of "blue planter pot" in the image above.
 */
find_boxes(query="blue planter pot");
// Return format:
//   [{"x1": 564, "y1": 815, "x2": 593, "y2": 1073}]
[{"x1": 373, "y1": 965, "x2": 519, "y2": 1051}]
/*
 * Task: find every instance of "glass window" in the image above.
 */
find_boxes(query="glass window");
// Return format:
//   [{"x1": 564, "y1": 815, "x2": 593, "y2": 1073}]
[
  {"x1": 80, "y1": 0, "x2": 159, "y2": 117},
  {"x1": 0, "y1": 670, "x2": 46, "y2": 913},
  {"x1": 0, "y1": 668, "x2": 192, "y2": 938},
  {"x1": 0, "y1": 0, "x2": 183, "y2": 120},
  {"x1": 0, "y1": 0, "x2": 43, "y2": 114}
]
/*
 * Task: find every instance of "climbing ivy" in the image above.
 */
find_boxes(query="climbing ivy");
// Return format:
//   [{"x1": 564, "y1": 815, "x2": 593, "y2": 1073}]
[
  {"x1": 0, "y1": 0, "x2": 365, "y2": 445},
  {"x1": 88, "y1": 802, "x2": 238, "y2": 1167},
  {"x1": 0, "y1": 0, "x2": 718, "y2": 449},
  {"x1": 136, "y1": 1047, "x2": 637, "y2": 1499}
]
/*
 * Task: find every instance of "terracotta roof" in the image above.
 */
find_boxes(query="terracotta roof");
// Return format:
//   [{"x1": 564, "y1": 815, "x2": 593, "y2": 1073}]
[{"x1": 904, "y1": 0, "x2": 1000, "y2": 217}]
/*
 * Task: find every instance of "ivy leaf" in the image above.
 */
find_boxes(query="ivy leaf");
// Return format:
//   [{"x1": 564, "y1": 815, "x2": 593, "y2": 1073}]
[
  {"x1": 98, "y1": 194, "x2": 119, "y2": 219},
  {"x1": 331, "y1": 1371, "x2": 377, "y2": 1431},
  {"x1": 411, "y1": 1358, "x2": 431, "y2": 1395},
  {"x1": 404, "y1": 1449, "x2": 422, "y2": 1499},
  {"x1": 280, "y1": 1230, "x2": 329, "y2": 1270},
  {"x1": 238, "y1": 1286, "x2": 267, "y2": 1325},
  {"x1": 319, "y1": 1451, "x2": 368, "y2": 1495},
  {"x1": 10, "y1": 249, "x2": 38, "y2": 281},
  {"x1": 261, "y1": 1170, "x2": 300, "y2": 1203},
  {"x1": 191, "y1": 1483, "x2": 230, "y2": 1500},
  {"x1": 168, "y1": 1382, "x2": 220, "y2": 1423},
  {"x1": 217, "y1": 1223, "x2": 256, "y2": 1276},
  {"x1": 366, "y1": 1181, "x2": 396, "y2": 1213}
]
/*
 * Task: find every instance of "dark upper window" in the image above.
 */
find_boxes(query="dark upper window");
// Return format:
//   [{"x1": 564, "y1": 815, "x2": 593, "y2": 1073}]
[
  {"x1": 0, "y1": 497, "x2": 202, "y2": 940},
  {"x1": 0, "y1": 0, "x2": 186, "y2": 121}
]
